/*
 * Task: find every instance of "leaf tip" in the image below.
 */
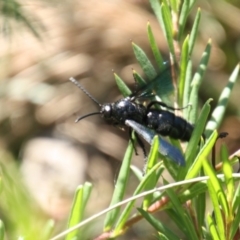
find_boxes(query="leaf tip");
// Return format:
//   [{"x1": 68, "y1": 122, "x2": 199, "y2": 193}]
[{"x1": 207, "y1": 98, "x2": 214, "y2": 104}]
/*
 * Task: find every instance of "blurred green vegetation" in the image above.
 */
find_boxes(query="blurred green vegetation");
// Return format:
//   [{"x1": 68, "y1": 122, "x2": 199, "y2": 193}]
[{"x1": 0, "y1": 0, "x2": 240, "y2": 239}]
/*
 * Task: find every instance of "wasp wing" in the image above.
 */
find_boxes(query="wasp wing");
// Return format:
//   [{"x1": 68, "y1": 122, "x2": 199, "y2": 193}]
[
  {"x1": 132, "y1": 63, "x2": 174, "y2": 103},
  {"x1": 125, "y1": 120, "x2": 185, "y2": 166}
]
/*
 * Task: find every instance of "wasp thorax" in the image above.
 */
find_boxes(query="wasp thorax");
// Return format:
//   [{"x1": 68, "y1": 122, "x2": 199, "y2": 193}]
[{"x1": 146, "y1": 111, "x2": 159, "y2": 128}]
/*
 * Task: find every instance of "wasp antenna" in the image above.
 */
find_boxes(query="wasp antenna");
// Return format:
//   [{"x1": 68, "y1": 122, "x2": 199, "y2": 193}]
[
  {"x1": 69, "y1": 77, "x2": 101, "y2": 106},
  {"x1": 75, "y1": 112, "x2": 101, "y2": 123}
]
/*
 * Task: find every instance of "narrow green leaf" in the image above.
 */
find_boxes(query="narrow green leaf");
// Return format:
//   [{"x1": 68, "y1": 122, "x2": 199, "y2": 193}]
[
  {"x1": 230, "y1": 198, "x2": 240, "y2": 239},
  {"x1": 161, "y1": 3, "x2": 176, "y2": 61},
  {"x1": 188, "y1": 8, "x2": 201, "y2": 56},
  {"x1": 114, "y1": 73, "x2": 132, "y2": 97},
  {"x1": 82, "y1": 182, "x2": 92, "y2": 210},
  {"x1": 0, "y1": 176, "x2": 2, "y2": 197},
  {"x1": 207, "y1": 214, "x2": 221, "y2": 240},
  {"x1": 185, "y1": 99, "x2": 211, "y2": 172},
  {"x1": 178, "y1": 0, "x2": 190, "y2": 40},
  {"x1": 204, "y1": 160, "x2": 229, "y2": 218},
  {"x1": 169, "y1": 0, "x2": 178, "y2": 13},
  {"x1": 138, "y1": 208, "x2": 179, "y2": 240},
  {"x1": 232, "y1": 183, "x2": 240, "y2": 212},
  {"x1": 162, "y1": 157, "x2": 180, "y2": 181},
  {"x1": 145, "y1": 135, "x2": 159, "y2": 174},
  {"x1": 203, "y1": 160, "x2": 227, "y2": 239},
  {"x1": 143, "y1": 136, "x2": 159, "y2": 208},
  {"x1": 158, "y1": 233, "x2": 170, "y2": 240},
  {"x1": 189, "y1": 40, "x2": 212, "y2": 123},
  {"x1": 221, "y1": 145, "x2": 234, "y2": 207},
  {"x1": 183, "y1": 60, "x2": 192, "y2": 120},
  {"x1": 104, "y1": 139, "x2": 134, "y2": 231},
  {"x1": 132, "y1": 42, "x2": 157, "y2": 80},
  {"x1": 166, "y1": 189, "x2": 199, "y2": 239},
  {"x1": 189, "y1": 0, "x2": 197, "y2": 8},
  {"x1": 113, "y1": 162, "x2": 162, "y2": 235},
  {"x1": 0, "y1": 220, "x2": 4, "y2": 240},
  {"x1": 149, "y1": 0, "x2": 165, "y2": 36},
  {"x1": 202, "y1": 228, "x2": 212, "y2": 240},
  {"x1": 149, "y1": 0, "x2": 178, "y2": 63},
  {"x1": 178, "y1": 0, "x2": 198, "y2": 40},
  {"x1": 188, "y1": 84, "x2": 198, "y2": 124},
  {"x1": 178, "y1": 35, "x2": 189, "y2": 104},
  {"x1": 154, "y1": 166, "x2": 165, "y2": 186},
  {"x1": 147, "y1": 22, "x2": 164, "y2": 70},
  {"x1": 66, "y1": 186, "x2": 84, "y2": 240},
  {"x1": 166, "y1": 209, "x2": 189, "y2": 235},
  {"x1": 205, "y1": 64, "x2": 240, "y2": 138},
  {"x1": 66, "y1": 183, "x2": 92, "y2": 239},
  {"x1": 180, "y1": 182, "x2": 207, "y2": 203},
  {"x1": 42, "y1": 219, "x2": 55, "y2": 240},
  {"x1": 195, "y1": 191, "x2": 206, "y2": 233},
  {"x1": 185, "y1": 130, "x2": 218, "y2": 180},
  {"x1": 132, "y1": 70, "x2": 146, "y2": 88},
  {"x1": 130, "y1": 165, "x2": 143, "y2": 182}
]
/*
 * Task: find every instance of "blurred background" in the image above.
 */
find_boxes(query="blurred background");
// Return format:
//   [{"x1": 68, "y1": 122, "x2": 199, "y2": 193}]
[{"x1": 0, "y1": 0, "x2": 240, "y2": 239}]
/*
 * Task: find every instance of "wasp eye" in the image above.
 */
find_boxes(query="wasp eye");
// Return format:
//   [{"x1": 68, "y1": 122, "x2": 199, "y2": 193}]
[{"x1": 102, "y1": 104, "x2": 112, "y2": 119}]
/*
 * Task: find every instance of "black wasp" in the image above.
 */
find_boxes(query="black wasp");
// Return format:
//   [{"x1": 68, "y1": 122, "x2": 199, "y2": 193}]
[{"x1": 69, "y1": 71, "x2": 193, "y2": 166}]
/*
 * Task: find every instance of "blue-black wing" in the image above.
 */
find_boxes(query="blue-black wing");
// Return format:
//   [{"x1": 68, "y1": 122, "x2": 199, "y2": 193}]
[
  {"x1": 131, "y1": 63, "x2": 174, "y2": 102},
  {"x1": 125, "y1": 120, "x2": 185, "y2": 166}
]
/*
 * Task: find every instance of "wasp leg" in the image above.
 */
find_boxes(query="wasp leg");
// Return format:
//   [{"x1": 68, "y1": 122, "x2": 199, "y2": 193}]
[
  {"x1": 212, "y1": 132, "x2": 229, "y2": 169},
  {"x1": 129, "y1": 128, "x2": 138, "y2": 155},
  {"x1": 147, "y1": 101, "x2": 190, "y2": 111},
  {"x1": 135, "y1": 132, "x2": 147, "y2": 159},
  {"x1": 129, "y1": 129, "x2": 147, "y2": 158},
  {"x1": 129, "y1": 128, "x2": 148, "y2": 175},
  {"x1": 135, "y1": 132, "x2": 148, "y2": 175}
]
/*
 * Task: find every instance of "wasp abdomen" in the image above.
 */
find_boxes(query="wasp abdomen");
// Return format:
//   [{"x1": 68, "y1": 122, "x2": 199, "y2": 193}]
[{"x1": 145, "y1": 109, "x2": 193, "y2": 141}]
